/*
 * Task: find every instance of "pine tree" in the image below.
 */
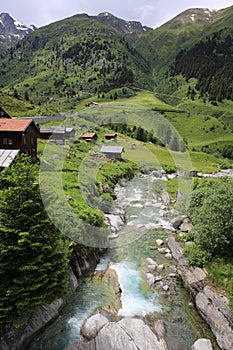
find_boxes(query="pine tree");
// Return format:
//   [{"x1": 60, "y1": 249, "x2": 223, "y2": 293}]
[
  {"x1": 0, "y1": 154, "x2": 69, "y2": 326},
  {"x1": 169, "y1": 134, "x2": 179, "y2": 151}
]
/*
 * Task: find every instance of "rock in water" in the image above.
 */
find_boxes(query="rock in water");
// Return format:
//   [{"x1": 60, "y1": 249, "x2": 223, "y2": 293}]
[
  {"x1": 191, "y1": 338, "x2": 213, "y2": 350},
  {"x1": 95, "y1": 322, "x2": 138, "y2": 350},
  {"x1": 161, "y1": 189, "x2": 171, "y2": 205},
  {"x1": 118, "y1": 318, "x2": 169, "y2": 350},
  {"x1": 81, "y1": 314, "x2": 109, "y2": 340}
]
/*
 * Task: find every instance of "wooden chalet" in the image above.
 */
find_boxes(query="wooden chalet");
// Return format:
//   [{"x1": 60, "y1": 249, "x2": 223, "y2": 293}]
[
  {"x1": 82, "y1": 132, "x2": 98, "y2": 142},
  {"x1": 39, "y1": 126, "x2": 75, "y2": 144},
  {"x1": 0, "y1": 118, "x2": 39, "y2": 158},
  {"x1": 100, "y1": 145, "x2": 124, "y2": 160},
  {"x1": 105, "y1": 133, "x2": 117, "y2": 141}
]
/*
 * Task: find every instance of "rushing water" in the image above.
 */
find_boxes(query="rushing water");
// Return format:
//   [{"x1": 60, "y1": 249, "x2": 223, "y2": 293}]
[{"x1": 29, "y1": 175, "x2": 219, "y2": 350}]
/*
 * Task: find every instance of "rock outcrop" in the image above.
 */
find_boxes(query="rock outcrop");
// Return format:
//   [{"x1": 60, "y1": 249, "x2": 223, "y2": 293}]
[
  {"x1": 68, "y1": 315, "x2": 169, "y2": 350},
  {"x1": 168, "y1": 237, "x2": 233, "y2": 350}
]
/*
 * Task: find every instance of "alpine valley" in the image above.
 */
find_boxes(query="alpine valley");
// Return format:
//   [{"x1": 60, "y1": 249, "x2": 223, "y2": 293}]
[{"x1": 0, "y1": 7, "x2": 233, "y2": 350}]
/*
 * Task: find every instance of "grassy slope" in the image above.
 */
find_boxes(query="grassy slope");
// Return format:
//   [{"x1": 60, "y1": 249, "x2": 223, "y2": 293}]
[
  {"x1": 73, "y1": 91, "x2": 232, "y2": 172},
  {"x1": 0, "y1": 14, "x2": 153, "y2": 112},
  {"x1": 0, "y1": 91, "x2": 55, "y2": 117}
]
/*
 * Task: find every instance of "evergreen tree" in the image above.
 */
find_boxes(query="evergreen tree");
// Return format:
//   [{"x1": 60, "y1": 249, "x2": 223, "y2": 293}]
[
  {"x1": 169, "y1": 134, "x2": 179, "y2": 151},
  {"x1": 0, "y1": 154, "x2": 69, "y2": 326}
]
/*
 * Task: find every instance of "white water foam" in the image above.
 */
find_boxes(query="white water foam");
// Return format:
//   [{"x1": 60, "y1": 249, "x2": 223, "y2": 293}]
[{"x1": 111, "y1": 261, "x2": 161, "y2": 317}]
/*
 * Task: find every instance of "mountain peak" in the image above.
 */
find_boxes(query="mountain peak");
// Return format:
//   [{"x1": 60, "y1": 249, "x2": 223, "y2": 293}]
[
  {"x1": 95, "y1": 12, "x2": 152, "y2": 35},
  {"x1": 0, "y1": 12, "x2": 36, "y2": 50},
  {"x1": 175, "y1": 7, "x2": 219, "y2": 25},
  {"x1": 98, "y1": 12, "x2": 113, "y2": 17}
]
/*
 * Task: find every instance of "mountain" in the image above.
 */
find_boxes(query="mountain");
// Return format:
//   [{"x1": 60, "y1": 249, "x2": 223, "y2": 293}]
[
  {"x1": 0, "y1": 13, "x2": 152, "y2": 108},
  {"x1": 0, "y1": 7, "x2": 232, "y2": 110},
  {"x1": 135, "y1": 6, "x2": 233, "y2": 91},
  {"x1": 95, "y1": 12, "x2": 152, "y2": 36},
  {"x1": 172, "y1": 28, "x2": 233, "y2": 101},
  {"x1": 0, "y1": 12, "x2": 36, "y2": 50}
]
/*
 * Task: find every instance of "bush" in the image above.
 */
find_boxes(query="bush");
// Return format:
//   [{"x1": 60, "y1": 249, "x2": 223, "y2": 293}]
[
  {"x1": 183, "y1": 244, "x2": 211, "y2": 267},
  {"x1": 188, "y1": 178, "x2": 233, "y2": 257}
]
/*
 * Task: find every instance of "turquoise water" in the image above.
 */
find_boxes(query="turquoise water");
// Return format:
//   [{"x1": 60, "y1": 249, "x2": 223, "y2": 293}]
[{"x1": 28, "y1": 175, "x2": 219, "y2": 350}]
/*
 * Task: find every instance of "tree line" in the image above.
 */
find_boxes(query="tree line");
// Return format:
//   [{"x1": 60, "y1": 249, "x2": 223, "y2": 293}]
[{"x1": 171, "y1": 29, "x2": 233, "y2": 102}]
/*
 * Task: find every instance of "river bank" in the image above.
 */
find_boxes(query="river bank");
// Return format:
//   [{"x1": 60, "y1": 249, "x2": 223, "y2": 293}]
[
  {"x1": 168, "y1": 237, "x2": 233, "y2": 350},
  {"x1": 2, "y1": 171, "x2": 232, "y2": 350},
  {"x1": 0, "y1": 249, "x2": 103, "y2": 350},
  {"x1": 99, "y1": 173, "x2": 233, "y2": 349}
]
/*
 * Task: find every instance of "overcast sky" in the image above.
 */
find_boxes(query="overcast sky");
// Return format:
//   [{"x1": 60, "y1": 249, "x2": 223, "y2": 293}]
[{"x1": 1, "y1": 0, "x2": 233, "y2": 28}]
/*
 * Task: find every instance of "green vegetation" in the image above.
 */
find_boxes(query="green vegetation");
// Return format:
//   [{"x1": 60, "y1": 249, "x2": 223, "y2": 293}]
[
  {"x1": 0, "y1": 14, "x2": 152, "y2": 112},
  {"x1": 0, "y1": 154, "x2": 69, "y2": 328},
  {"x1": 183, "y1": 178, "x2": 233, "y2": 306},
  {"x1": 96, "y1": 159, "x2": 138, "y2": 194},
  {"x1": 0, "y1": 91, "x2": 55, "y2": 117},
  {"x1": 0, "y1": 3, "x2": 232, "y2": 326},
  {"x1": 172, "y1": 29, "x2": 233, "y2": 102}
]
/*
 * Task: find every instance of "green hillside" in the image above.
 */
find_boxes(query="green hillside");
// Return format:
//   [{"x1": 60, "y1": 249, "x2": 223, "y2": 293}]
[
  {"x1": 0, "y1": 14, "x2": 153, "y2": 109},
  {"x1": 135, "y1": 6, "x2": 233, "y2": 97},
  {"x1": 0, "y1": 91, "x2": 55, "y2": 116}
]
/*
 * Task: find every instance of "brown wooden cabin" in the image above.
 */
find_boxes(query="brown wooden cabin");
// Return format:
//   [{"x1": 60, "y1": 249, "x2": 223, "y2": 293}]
[
  {"x1": 0, "y1": 118, "x2": 39, "y2": 158},
  {"x1": 82, "y1": 132, "x2": 98, "y2": 142},
  {"x1": 40, "y1": 126, "x2": 75, "y2": 144},
  {"x1": 100, "y1": 145, "x2": 124, "y2": 160},
  {"x1": 105, "y1": 133, "x2": 117, "y2": 141},
  {"x1": 0, "y1": 107, "x2": 11, "y2": 119}
]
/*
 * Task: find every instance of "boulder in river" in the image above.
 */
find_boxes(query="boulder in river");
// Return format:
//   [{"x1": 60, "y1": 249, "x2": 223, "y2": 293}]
[
  {"x1": 72, "y1": 316, "x2": 170, "y2": 350},
  {"x1": 80, "y1": 314, "x2": 109, "y2": 340},
  {"x1": 161, "y1": 189, "x2": 171, "y2": 205},
  {"x1": 191, "y1": 338, "x2": 213, "y2": 350}
]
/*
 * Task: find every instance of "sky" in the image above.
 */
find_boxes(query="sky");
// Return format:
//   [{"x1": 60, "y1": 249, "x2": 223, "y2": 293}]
[{"x1": 1, "y1": 0, "x2": 233, "y2": 29}]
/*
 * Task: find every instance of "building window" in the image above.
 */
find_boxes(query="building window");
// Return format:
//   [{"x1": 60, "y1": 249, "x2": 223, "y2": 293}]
[{"x1": 3, "y1": 138, "x2": 13, "y2": 145}]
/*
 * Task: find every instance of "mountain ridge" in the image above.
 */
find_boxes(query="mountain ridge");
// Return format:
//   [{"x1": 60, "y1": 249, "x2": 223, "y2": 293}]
[
  {"x1": 0, "y1": 12, "x2": 36, "y2": 50},
  {"x1": 0, "y1": 6, "x2": 232, "y2": 109}
]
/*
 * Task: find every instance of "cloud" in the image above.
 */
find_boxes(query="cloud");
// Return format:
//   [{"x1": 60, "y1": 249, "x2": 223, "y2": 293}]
[{"x1": 133, "y1": 4, "x2": 157, "y2": 25}]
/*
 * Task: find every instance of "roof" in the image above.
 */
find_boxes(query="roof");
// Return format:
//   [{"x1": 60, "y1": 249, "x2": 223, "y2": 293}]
[
  {"x1": 0, "y1": 149, "x2": 20, "y2": 168},
  {"x1": 40, "y1": 126, "x2": 66, "y2": 134},
  {"x1": 105, "y1": 133, "x2": 117, "y2": 137},
  {"x1": 100, "y1": 146, "x2": 124, "y2": 154},
  {"x1": 0, "y1": 118, "x2": 35, "y2": 132},
  {"x1": 66, "y1": 128, "x2": 75, "y2": 133},
  {"x1": 83, "y1": 132, "x2": 97, "y2": 138}
]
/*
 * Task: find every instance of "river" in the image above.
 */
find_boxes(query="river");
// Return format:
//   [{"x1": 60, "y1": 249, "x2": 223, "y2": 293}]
[{"x1": 28, "y1": 174, "x2": 219, "y2": 350}]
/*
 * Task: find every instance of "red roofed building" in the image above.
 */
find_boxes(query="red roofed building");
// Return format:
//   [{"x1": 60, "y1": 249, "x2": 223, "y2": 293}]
[
  {"x1": 0, "y1": 118, "x2": 39, "y2": 158},
  {"x1": 82, "y1": 132, "x2": 98, "y2": 142}
]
